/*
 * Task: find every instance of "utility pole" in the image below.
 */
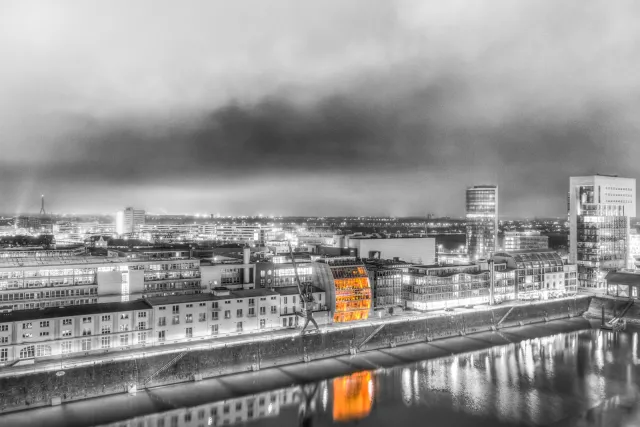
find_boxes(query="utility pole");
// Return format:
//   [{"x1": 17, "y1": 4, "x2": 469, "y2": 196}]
[{"x1": 40, "y1": 195, "x2": 46, "y2": 215}]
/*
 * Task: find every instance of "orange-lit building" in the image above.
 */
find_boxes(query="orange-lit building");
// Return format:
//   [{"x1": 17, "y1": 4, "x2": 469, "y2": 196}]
[
  {"x1": 332, "y1": 371, "x2": 373, "y2": 422},
  {"x1": 315, "y1": 257, "x2": 372, "y2": 323}
]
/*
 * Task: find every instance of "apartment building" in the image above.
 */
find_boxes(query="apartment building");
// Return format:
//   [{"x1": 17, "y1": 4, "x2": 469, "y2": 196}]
[
  {"x1": 493, "y1": 249, "x2": 578, "y2": 300},
  {"x1": 364, "y1": 260, "x2": 411, "y2": 313},
  {"x1": 147, "y1": 289, "x2": 281, "y2": 342},
  {"x1": 273, "y1": 286, "x2": 330, "y2": 328},
  {"x1": 0, "y1": 301, "x2": 152, "y2": 365}
]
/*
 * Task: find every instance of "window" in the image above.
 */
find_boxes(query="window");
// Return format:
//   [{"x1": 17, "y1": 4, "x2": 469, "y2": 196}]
[
  {"x1": 39, "y1": 331, "x2": 50, "y2": 337},
  {"x1": 158, "y1": 317, "x2": 166, "y2": 326},
  {"x1": 223, "y1": 405, "x2": 230, "y2": 414},
  {"x1": 235, "y1": 402, "x2": 242, "y2": 410},
  {"x1": 284, "y1": 297, "x2": 288, "y2": 304},
  {"x1": 283, "y1": 307, "x2": 288, "y2": 314},
  {"x1": 101, "y1": 336, "x2": 111, "y2": 349},
  {"x1": 82, "y1": 329, "x2": 92, "y2": 336},
  {"x1": 198, "y1": 313, "x2": 206, "y2": 322},
  {"x1": 120, "y1": 324, "x2": 130, "y2": 332},
  {"x1": 20, "y1": 346, "x2": 35, "y2": 359},
  {"x1": 172, "y1": 305, "x2": 179, "y2": 314},
  {"x1": 260, "y1": 307, "x2": 266, "y2": 315},
  {"x1": 260, "y1": 319, "x2": 266, "y2": 329},
  {"x1": 0, "y1": 348, "x2": 7, "y2": 362},
  {"x1": 224, "y1": 310, "x2": 231, "y2": 319},
  {"x1": 185, "y1": 314, "x2": 193, "y2": 323},
  {"x1": 158, "y1": 331, "x2": 165, "y2": 342},
  {"x1": 186, "y1": 304, "x2": 193, "y2": 308},
  {"x1": 138, "y1": 321, "x2": 147, "y2": 330},
  {"x1": 236, "y1": 322, "x2": 243, "y2": 332},
  {"x1": 159, "y1": 306, "x2": 166, "y2": 311},
  {"x1": 40, "y1": 321, "x2": 49, "y2": 328},
  {"x1": 23, "y1": 333, "x2": 33, "y2": 338},
  {"x1": 81, "y1": 338, "x2": 92, "y2": 351},
  {"x1": 83, "y1": 317, "x2": 92, "y2": 324},
  {"x1": 249, "y1": 298, "x2": 255, "y2": 306},
  {"x1": 62, "y1": 319, "x2": 72, "y2": 325},
  {"x1": 172, "y1": 315, "x2": 180, "y2": 325},
  {"x1": 293, "y1": 296, "x2": 296, "y2": 304},
  {"x1": 23, "y1": 323, "x2": 32, "y2": 329},
  {"x1": 120, "y1": 314, "x2": 129, "y2": 320},
  {"x1": 237, "y1": 309, "x2": 243, "y2": 318},
  {"x1": 101, "y1": 315, "x2": 111, "y2": 322},
  {"x1": 271, "y1": 306, "x2": 277, "y2": 314},
  {"x1": 225, "y1": 301, "x2": 231, "y2": 304},
  {"x1": 120, "y1": 335, "x2": 129, "y2": 346},
  {"x1": 212, "y1": 302, "x2": 219, "y2": 309},
  {"x1": 138, "y1": 312, "x2": 147, "y2": 318},
  {"x1": 211, "y1": 325, "x2": 218, "y2": 335},
  {"x1": 101, "y1": 325, "x2": 111, "y2": 334},
  {"x1": 0, "y1": 325, "x2": 7, "y2": 332},
  {"x1": 36, "y1": 345, "x2": 51, "y2": 357},
  {"x1": 138, "y1": 332, "x2": 147, "y2": 344},
  {"x1": 185, "y1": 327, "x2": 193, "y2": 338},
  {"x1": 62, "y1": 329, "x2": 72, "y2": 337},
  {"x1": 0, "y1": 337, "x2": 8, "y2": 343},
  {"x1": 212, "y1": 312, "x2": 219, "y2": 321}
]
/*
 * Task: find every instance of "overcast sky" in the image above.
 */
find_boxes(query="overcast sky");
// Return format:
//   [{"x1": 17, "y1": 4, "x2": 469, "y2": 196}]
[{"x1": 1, "y1": 0, "x2": 639, "y2": 217}]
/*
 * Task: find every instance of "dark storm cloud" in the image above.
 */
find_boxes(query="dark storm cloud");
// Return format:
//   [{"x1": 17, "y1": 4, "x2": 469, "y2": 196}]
[{"x1": 2, "y1": 0, "x2": 640, "y2": 215}]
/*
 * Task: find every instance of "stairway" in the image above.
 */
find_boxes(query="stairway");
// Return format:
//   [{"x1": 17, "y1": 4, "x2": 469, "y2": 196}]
[
  {"x1": 140, "y1": 351, "x2": 187, "y2": 388},
  {"x1": 356, "y1": 324, "x2": 386, "y2": 351}
]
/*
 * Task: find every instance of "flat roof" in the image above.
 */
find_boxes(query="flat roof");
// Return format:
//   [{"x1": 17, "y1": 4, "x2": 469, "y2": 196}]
[
  {"x1": 272, "y1": 285, "x2": 324, "y2": 296},
  {"x1": 145, "y1": 288, "x2": 279, "y2": 306},
  {"x1": 606, "y1": 271, "x2": 640, "y2": 286},
  {"x1": 0, "y1": 256, "x2": 199, "y2": 268},
  {"x1": 0, "y1": 300, "x2": 151, "y2": 324}
]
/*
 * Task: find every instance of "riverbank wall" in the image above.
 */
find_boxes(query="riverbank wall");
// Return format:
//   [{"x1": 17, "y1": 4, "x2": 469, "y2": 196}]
[{"x1": 0, "y1": 296, "x2": 591, "y2": 413}]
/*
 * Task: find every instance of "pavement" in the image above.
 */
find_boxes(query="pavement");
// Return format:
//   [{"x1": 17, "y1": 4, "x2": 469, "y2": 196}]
[{"x1": 0, "y1": 294, "x2": 590, "y2": 378}]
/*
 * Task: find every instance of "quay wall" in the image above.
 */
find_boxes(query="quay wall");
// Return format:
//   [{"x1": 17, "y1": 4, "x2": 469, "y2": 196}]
[{"x1": 0, "y1": 297, "x2": 591, "y2": 413}]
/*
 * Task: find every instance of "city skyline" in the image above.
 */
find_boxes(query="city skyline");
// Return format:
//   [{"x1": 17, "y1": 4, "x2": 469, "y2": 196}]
[{"x1": 3, "y1": 1, "x2": 640, "y2": 217}]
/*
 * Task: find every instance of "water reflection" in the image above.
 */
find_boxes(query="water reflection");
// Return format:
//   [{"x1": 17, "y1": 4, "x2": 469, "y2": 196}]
[{"x1": 96, "y1": 329, "x2": 640, "y2": 427}]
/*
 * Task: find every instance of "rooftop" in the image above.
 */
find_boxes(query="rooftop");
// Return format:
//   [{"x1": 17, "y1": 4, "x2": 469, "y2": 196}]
[
  {"x1": 0, "y1": 300, "x2": 151, "y2": 323},
  {"x1": 272, "y1": 285, "x2": 324, "y2": 296},
  {"x1": 145, "y1": 288, "x2": 279, "y2": 306},
  {"x1": 605, "y1": 271, "x2": 640, "y2": 286}
]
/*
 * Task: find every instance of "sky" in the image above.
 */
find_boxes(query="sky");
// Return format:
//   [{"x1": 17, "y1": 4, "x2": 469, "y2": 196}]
[{"x1": 1, "y1": 0, "x2": 640, "y2": 218}]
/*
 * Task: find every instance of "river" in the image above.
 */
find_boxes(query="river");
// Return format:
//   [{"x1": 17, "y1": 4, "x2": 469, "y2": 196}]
[{"x1": 2, "y1": 321, "x2": 640, "y2": 427}]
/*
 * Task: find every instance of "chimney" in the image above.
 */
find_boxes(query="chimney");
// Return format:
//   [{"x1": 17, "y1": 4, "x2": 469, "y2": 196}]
[{"x1": 243, "y1": 247, "x2": 251, "y2": 285}]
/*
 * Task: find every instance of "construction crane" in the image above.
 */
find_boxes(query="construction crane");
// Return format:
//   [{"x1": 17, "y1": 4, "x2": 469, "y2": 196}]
[{"x1": 288, "y1": 241, "x2": 319, "y2": 334}]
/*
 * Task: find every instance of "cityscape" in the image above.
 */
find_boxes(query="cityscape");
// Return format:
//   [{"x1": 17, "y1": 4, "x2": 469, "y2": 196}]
[{"x1": 2, "y1": 1, "x2": 640, "y2": 427}]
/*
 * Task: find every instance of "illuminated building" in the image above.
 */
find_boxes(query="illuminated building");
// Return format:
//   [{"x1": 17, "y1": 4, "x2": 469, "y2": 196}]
[
  {"x1": 493, "y1": 249, "x2": 577, "y2": 300},
  {"x1": 569, "y1": 175, "x2": 636, "y2": 289},
  {"x1": 332, "y1": 371, "x2": 373, "y2": 422},
  {"x1": 255, "y1": 260, "x2": 314, "y2": 289},
  {"x1": 503, "y1": 231, "x2": 549, "y2": 251},
  {"x1": 604, "y1": 270, "x2": 640, "y2": 298},
  {"x1": 315, "y1": 257, "x2": 372, "y2": 323},
  {"x1": 466, "y1": 185, "x2": 498, "y2": 260},
  {"x1": 0, "y1": 256, "x2": 203, "y2": 311},
  {"x1": 0, "y1": 289, "x2": 286, "y2": 366},
  {"x1": 214, "y1": 224, "x2": 272, "y2": 245},
  {"x1": 116, "y1": 207, "x2": 145, "y2": 235},
  {"x1": 273, "y1": 286, "x2": 330, "y2": 328},
  {"x1": 365, "y1": 259, "x2": 409, "y2": 314}
]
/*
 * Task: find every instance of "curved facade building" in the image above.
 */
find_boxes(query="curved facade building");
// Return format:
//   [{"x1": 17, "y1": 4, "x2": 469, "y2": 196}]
[{"x1": 315, "y1": 257, "x2": 372, "y2": 323}]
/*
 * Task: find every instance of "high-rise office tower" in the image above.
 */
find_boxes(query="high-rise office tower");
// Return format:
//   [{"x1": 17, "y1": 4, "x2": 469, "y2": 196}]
[
  {"x1": 569, "y1": 175, "x2": 636, "y2": 289},
  {"x1": 466, "y1": 185, "x2": 499, "y2": 260},
  {"x1": 116, "y1": 207, "x2": 146, "y2": 235}
]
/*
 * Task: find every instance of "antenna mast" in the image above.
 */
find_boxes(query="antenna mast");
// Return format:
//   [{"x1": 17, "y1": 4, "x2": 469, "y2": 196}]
[{"x1": 40, "y1": 195, "x2": 46, "y2": 215}]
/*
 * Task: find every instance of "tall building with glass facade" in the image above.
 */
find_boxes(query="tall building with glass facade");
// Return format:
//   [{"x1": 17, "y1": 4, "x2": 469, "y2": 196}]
[
  {"x1": 466, "y1": 185, "x2": 499, "y2": 260},
  {"x1": 569, "y1": 175, "x2": 636, "y2": 289}
]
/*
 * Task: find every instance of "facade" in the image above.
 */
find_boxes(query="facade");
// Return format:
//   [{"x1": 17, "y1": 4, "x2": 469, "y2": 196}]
[
  {"x1": 364, "y1": 260, "x2": 409, "y2": 312},
  {"x1": 344, "y1": 237, "x2": 436, "y2": 265},
  {"x1": 255, "y1": 261, "x2": 314, "y2": 289},
  {"x1": 0, "y1": 287, "x2": 329, "y2": 366},
  {"x1": 493, "y1": 250, "x2": 577, "y2": 300},
  {"x1": 569, "y1": 175, "x2": 636, "y2": 289},
  {"x1": 116, "y1": 207, "x2": 146, "y2": 235},
  {"x1": 605, "y1": 271, "x2": 640, "y2": 299},
  {"x1": 503, "y1": 231, "x2": 549, "y2": 251},
  {"x1": 0, "y1": 301, "x2": 152, "y2": 365},
  {"x1": 466, "y1": 185, "x2": 499, "y2": 260},
  {"x1": 273, "y1": 286, "x2": 330, "y2": 328},
  {"x1": 629, "y1": 229, "x2": 640, "y2": 269},
  {"x1": 214, "y1": 225, "x2": 271, "y2": 245},
  {"x1": 314, "y1": 257, "x2": 372, "y2": 323},
  {"x1": 0, "y1": 256, "x2": 203, "y2": 311}
]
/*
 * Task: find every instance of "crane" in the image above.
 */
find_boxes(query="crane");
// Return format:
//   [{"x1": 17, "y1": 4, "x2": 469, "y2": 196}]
[{"x1": 288, "y1": 241, "x2": 320, "y2": 334}]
